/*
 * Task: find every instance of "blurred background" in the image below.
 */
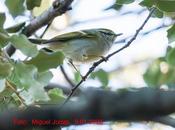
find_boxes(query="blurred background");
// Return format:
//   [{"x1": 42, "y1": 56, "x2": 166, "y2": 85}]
[{"x1": 0, "y1": 0, "x2": 173, "y2": 129}]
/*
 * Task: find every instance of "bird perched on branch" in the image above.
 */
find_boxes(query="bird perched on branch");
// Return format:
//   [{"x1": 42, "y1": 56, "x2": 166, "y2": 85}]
[{"x1": 30, "y1": 28, "x2": 122, "y2": 64}]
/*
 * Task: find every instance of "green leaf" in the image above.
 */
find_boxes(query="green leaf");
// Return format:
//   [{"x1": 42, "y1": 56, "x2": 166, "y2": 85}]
[
  {"x1": 152, "y1": 8, "x2": 163, "y2": 18},
  {"x1": 26, "y1": 0, "x2": 42, "y2": 10},
  {"x1": 8, "y1": 62, "x2": 38, "y2": 89},
  {"x1": 0, "y1": 29, "x2": 9, "y2": 48},
  {"x1": 143, "y1": 59, "x2": 162, "y2": 87},
  {"x1": 10, "y1": 34, "x2": 38, "y2": 57},
  {"x1": 156, "y1": 0, "x2": 175, "y2": 12},
  {"x1": 91, "y1": 69, "x2": 109, "y2": 87},
  {"x1": 26, "y1": 50, "x2": 64, "y2": 72},
  {"x1": 48, "y1": 88, "x2": 65, "y2": 104},
  {"x1": 139, "y1": 0, "x2": 154, "y2": 7},
  {"x1": 0, "y1": 13, "x2": 6, "y2": 28},
  {"x1": 139, "y1": 0, "x2": 163, "y2": 18},
  {"x1": 74, "y1": 72, "x2": 81, "y2": 82},
  {"x1": 140, "y1": 0, "x2": 175, "y2": 12},
  {"x1": 28, "y1": 84, "x2": 50, "y2": 102},
  {"x1": 143, "y1": 58, "x2": 175, "y2": 87},
  {"x1": 167, "y1": 24, "x2": 175, "y2": 43},
  {"x1": 8, "y1": 62, "x2": 52, "y2": 101},
  {"x1": 116, "y1": 0, "x2": 135, "y2": 4},
  {"x1": 166, "y1": 47, "x2": 175, "y2": 65},
  {"x1": 5, "y1": 22, "x2": 25, "y2": 33},
  {"x1": 36, "y1": 71, "x2": 53, "y2": 86},
  {"x1": 0, "y1": 61, "x2": 13, "y2": 79},
  {"x1": 5, "y1": 0, "x2": 25, "y2": 17},
  {"x1": 9, "y1": 62, "x2": 53, "y2": 89}
]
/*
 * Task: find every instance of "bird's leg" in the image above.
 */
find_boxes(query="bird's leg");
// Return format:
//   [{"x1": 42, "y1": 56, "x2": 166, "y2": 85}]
[
  {"x1": 68, "y1": 59, "x2": 79, "y2": 72},
  {"x1": 68, "y1": 59, "x2": 85, "y2": 81}
]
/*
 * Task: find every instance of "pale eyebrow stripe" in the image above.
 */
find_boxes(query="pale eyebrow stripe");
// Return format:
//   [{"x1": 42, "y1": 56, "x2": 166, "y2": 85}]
[{"x1": 78, "y1": 31, "x2": 86, "y2": 35}]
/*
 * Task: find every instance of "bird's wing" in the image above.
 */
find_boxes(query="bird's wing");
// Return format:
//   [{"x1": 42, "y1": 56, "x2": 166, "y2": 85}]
[
  {"x1": 44, "y1": 30, "x2": 96, "y2": 43},
  {"x1": 29, "y1": 38, "x2": 47, "y2": 44}
]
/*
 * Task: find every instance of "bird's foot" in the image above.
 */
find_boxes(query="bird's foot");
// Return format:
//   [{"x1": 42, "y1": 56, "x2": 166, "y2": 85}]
[{"x1": 100, "y1": 56, "x2": 108, "y2": 62}]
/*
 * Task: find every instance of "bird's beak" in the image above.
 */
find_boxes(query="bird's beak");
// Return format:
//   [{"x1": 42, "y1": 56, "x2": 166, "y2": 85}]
[{"x1": 114, "y1": 33, "x2": 123, "y2": 37}]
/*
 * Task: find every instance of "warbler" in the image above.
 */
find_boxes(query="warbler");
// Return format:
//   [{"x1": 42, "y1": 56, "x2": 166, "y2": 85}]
[{"x1": 30, "y1": 28, "x2": 122, "y2": 63}]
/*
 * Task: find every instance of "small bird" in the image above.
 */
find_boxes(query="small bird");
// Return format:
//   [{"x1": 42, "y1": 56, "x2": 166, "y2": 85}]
[{"x1": 30, "y1": 28, "x2": 122, "y2": 64}]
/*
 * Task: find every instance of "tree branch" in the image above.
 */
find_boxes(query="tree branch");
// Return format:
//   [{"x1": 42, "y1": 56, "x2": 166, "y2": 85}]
[
  {"x1": 23, "y1": 0, "x2": 73, "y2": 36},
  {"x1": 44, "y1": 83, "x2": 71, "y2": 94},
  {"x1": 152, "y1": 116, "x2": 175, "y2": 127},
  {"x1": 6, "y1": 0, "x2": 74, "y2": 56},
  {"x1": 1, "y1": 88, "x2": 175, "y2": 130},
  {"x1": 61, "y1": 8, "x2": 156, "y2": 107},
  {"x1": 60, "y1": 65, "x2": 75, "y2": 88},
  {"x1": 115, "y1": 23, "x2": 169, "y2": 44}
]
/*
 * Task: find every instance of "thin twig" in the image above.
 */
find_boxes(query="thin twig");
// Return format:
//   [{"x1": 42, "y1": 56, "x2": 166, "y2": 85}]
[
  {"x1": 60, "y1": 7, "x2": 156, "y2": 107},
  {"x1": 152, "y1": 116, "x2": 175, "y2": 127},
  {"x1": 23, "y1": 0, "x2": 73, "y2": 36},
  {"x1": 41, "y1": 21, "x2": 76, "y2": 88},
  {"x1": 60, "y1": 65, "x2": 75, "y2": 88},
  {"x1": 40, "y1": 21, "x2": 76, "y2": 89},
  {"x1": 40, "y1": 21, "x2": 53, "y2": 38},
  {"x1": 115, "y1": 23, "x2": 170, "y2": 44}
]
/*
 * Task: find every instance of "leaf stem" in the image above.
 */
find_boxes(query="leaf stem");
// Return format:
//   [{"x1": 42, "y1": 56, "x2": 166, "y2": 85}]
[{"x1": 6, "y1": 80, "x2": 27, "y2": 107}]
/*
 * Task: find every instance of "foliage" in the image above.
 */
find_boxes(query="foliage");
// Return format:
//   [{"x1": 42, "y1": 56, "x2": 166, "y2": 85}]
[
  {"x1": 5, "y1": 0, "x2": 25, "y2": 17},
  {"x1": 0, "y1": 1, "x2": 65, "y2": 109},
  {"x1": 116, "y1": 0, "x2": 135, "y2": 5},
  {"x1": 143, "y1": 58, "x2": 175, "y2": 87},
  {"x1": 105, "y1": 0, "x2": 175, "y2": 89},
  {"x1": 167, "y1": 24, "x2": 175, "y2": 43},
  {"x1": 26, "y1": 50, "x2": 64, "y2": 72},
  {"x1": 5, "y1": 22, "x2": 26, "y2": 33},
  {"x1": 91, "y1": 69, "x2": 109, "y2": 87},
  {"x1": 26, "y1": 0, "x2": 42, "y2": 10},
  {"x1": 10, "y1": 34, "x2": 38, "y2": 57},
  {"x1": 1, "y1": 0, "x2": 175, "y2": 121}
]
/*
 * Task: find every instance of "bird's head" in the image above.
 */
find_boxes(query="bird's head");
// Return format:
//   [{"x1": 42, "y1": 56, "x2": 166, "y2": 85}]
[{"x1": 97, "y1": 28, "x2": 122, "y2": 43}]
